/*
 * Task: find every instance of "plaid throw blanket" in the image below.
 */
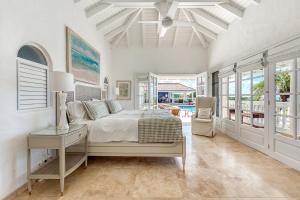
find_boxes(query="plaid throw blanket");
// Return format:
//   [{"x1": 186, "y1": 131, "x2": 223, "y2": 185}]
[{"x1": 138, "y1": 110, "x2": 183, "y2": 143}]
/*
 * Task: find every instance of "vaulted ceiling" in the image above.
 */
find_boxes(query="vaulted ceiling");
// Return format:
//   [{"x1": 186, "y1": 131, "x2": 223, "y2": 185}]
[{"x1": 74, "y1": 0, "x2": 261, "y2": 48}]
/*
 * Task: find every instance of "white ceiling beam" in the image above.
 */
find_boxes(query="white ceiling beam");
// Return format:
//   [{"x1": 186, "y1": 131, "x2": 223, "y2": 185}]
[
  {"x1": 249, "y1": 0, "x2": 261, "y2": 6},
  {"x1": 157, "y1": 10, "x2": 161, "y2": 47},
  {"x1": 102, "y1": 0, "x2": 225, "y2": 8},
  {"x1": 172, "y1": 9, "x2": 180, "y2": 48},
  {"x1": 217, "y1": 2, "x2": 244, "y2": 19},
  {"x1": 112, "y1": 9, "x2": 143, "y2": 47},
  {"x1": 141, "y1": 10, "x2": 144, "y2": 48},
  {"x1": 188, "y1": 31, "x2": 194, "y2": 47},
  {"x1": 85, "y1": 2, "x2": 113, "y2": 18},
  {"x1": 182, "y1": 9, "x2": 208, "y2": 48},
  {"x1": 126, "y1": 31, "x2": 129, "y2": 47},
  {"x1": 188, "y1": 8, "x2": 228, "y2": 31},
  {"x1": 96, "y1": 8, "x2": 137, "y2": 30},
  {"x1": 105, "y1": 25, "x2": 126, "y2": 40},
  {"x1": 191, "y1": 21, "x2": 218, "y2": 40}
]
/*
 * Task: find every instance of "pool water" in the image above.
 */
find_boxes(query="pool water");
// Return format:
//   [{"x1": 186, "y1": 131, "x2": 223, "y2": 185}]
[{"x1": 178, "y1": 105, "x2": 196, "y2": 113}]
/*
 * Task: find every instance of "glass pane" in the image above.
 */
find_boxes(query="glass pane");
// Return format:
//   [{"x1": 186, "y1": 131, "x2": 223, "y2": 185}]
[
  {"x1": 253, "y1": 100, "x2": 264, "y2": 113},
  {"x1": 242, "y1": 79, "x2": 251, "y2": 95},
  {"x1": 241, "y1": 96, "x2": 251, "y2": 111},
  {"x1": 222, "y1": 83, "x2": 228, "y2": 95},
  {"x1": 276, "y1": 95, "x2": 292, "y2": 116},
  {"x1": 228, "y1": 96, "x2": 235, "y2": 108},
  {"x1": 275, "y1": 71, "x2": 292, "y2": 94},
  {"x1": 229, "y1": 109, "x2": 235, "y2": 121},
  {"x1": 253, "y1": 112, "x2": 264, "y2": 128},
  {"x1": 222, "y1": 108, "x2": 228, "y2": 119},
  {"x1": 253, "y1": 69, "x2": 264, "y2": 97},
  {"x1": 222, "y1": 96, "x2": 228, "y2": 107},
  {"x1": 241, "y1": 110, "x2": 251, "y2": 126},
  {"x1": 276, "y1": 59, "x2": 293, "y2": 72},
  {"x1": 242, "y1": 71, "x2": 251, "y2": 80},
  {"x1": 229, "y1": 74, "x2": 235, "y2": 82},
  {"x1": 228, "y1": 81, "x2": 235, "y2": 95},
  {"x1": 276, "y1": 116, "x2": 292, "y2": 136}
]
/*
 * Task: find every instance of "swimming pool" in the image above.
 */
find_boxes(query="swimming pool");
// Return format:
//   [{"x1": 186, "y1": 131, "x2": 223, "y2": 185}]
[{"x1": 178, "y1": 105, "x2": 196, "y2": 113}]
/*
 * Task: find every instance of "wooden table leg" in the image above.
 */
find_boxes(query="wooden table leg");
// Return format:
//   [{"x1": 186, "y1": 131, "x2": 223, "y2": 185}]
[
  {"x1": 85, "y1": 135, "x2": 88, "y2": 168},
  {"x1": 59, "y1": 147, "x2": 65, "y2": 195},
  {"x1": 27, "y1": 148, "x2": 32, "y2": 194}
]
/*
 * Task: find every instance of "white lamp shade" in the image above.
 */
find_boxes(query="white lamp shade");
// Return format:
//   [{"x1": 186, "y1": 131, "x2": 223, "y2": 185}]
[{"x1": 51, "y1": 71, "x2": 74, "y2": 92}]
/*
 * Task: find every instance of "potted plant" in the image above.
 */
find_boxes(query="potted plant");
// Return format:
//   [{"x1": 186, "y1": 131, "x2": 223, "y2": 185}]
[{"x1": 275, "y1": 71, "x2": 291, "y2": 102}]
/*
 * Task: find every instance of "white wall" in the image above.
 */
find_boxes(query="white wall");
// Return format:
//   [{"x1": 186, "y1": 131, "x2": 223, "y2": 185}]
[
  {"x1": 0, "y1": 1, "x2": 112, "y2": 198},
  {"x1": 112, "y1": 47, "x2": 208, "y2": 109},
  {"x1": 208, "y1": 0, "x2": 300, "y2": 69}
]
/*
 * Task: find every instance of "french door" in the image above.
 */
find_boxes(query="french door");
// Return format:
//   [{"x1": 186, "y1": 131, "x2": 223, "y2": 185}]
[
  {"x1": 135, "y1": 72, "x2": 158, "y2": 110},
  {"x1": 269, "y1": 56, "x2": 300, "y2": 169},
  {"x1": 196, "y1": 72, "x2": 208, "y2": 96},
  {"x1": 148, "y1": 72, "x2": 158, "y2": 109},
  {"x1": 237, "y1": 65, "x2": 269, "y2": 152}
]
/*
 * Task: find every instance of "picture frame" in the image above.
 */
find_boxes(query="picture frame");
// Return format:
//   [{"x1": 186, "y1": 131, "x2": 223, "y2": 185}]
[
  {"x1": 66, "y1": 27, "x2": 100, "y2": 85},
  {"x1": 116, "y1": 80, "x2": 131, "y2": 100}
]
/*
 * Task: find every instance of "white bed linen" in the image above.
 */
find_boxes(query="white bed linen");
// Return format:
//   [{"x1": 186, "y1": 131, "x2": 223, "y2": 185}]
[{"x1": 72, "y1": 110, "x2": 143, "y2": 143}]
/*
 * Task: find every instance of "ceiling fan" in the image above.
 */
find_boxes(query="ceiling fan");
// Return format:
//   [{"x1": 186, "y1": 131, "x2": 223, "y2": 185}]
[{"x1": 138, "y1": 0, "x2": 224, "y2": 38}]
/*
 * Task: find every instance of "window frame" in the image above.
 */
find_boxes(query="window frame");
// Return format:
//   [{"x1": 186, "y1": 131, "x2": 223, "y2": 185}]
[
  {"x1": 16, "y1": 57, "x2": 50, "y2": 112},
  {"x1": 221, "y1": 73, "x2": 236, "y2": 122}
]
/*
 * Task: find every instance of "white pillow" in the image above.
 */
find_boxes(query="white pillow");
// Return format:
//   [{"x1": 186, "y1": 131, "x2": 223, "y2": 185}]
[
  {"x1": 67, "y1": 101, "x2": 88, "y2": 123},
  {"x1": 197, "y1": 108, "x2": 211, "y2": 119}
]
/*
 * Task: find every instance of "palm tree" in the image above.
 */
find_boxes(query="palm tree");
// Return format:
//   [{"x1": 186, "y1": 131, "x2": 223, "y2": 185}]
[{"x1": 253, "y1": 81, "x2": 264, "y2": 101}]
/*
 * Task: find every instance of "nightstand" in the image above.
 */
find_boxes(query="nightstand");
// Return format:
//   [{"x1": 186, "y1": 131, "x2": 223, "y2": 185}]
[{"x1": 27, "y1": 124, "x2": 88, "y2": 195}]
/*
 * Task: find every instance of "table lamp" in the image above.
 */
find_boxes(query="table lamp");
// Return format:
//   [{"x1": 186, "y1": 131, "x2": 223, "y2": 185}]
[{"x1": 51, "y1": 71, "x2": 74, "y2": 129}]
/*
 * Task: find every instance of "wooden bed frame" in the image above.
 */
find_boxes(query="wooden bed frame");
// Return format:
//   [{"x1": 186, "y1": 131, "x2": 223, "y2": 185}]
[{"x1": 64, "y1": 84, "x2": 186, "y2": 170}]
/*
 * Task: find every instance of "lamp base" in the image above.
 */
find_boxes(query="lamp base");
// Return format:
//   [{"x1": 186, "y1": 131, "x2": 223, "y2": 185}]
[{"x1": 57, "y1": 91, "x2": 69, "y2": 130}]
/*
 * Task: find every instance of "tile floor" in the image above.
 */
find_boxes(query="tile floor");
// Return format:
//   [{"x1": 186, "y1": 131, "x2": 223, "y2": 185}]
[{"x1": 10, "y1": 126, "x2": 300, "y2": 200}]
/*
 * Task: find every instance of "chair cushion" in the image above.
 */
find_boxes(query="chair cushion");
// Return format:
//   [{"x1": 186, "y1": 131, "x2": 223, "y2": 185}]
[{"x1": 197, "y1": 108, "x2": 211, "y2": 119}]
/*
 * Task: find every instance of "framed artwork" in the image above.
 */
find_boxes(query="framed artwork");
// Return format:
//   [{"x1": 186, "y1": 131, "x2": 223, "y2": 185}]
[
  {"x1": 116, "y1": 80, "x2": 131, "y2": 100},
  {"x1": 66, "y1": 27, "x2": 100, "y2": 85}
]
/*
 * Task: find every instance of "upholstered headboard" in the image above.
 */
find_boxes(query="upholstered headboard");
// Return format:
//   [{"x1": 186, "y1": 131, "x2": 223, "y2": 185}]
[
  {"x1": 56, "y1": 84, "x2": 101, "y2": 125},
  {"x1": 66, "y1": 84, "x2": 101, "y2": 103}
]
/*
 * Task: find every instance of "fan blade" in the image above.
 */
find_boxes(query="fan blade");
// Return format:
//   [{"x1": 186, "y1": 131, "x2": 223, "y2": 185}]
[
  {"x1": 173, "y1": 21, "x2": 192, "y2": 27},
  {"x1": 167, "y1": 1, "x2": 179, "y2": 19},
  {"x1": 138, "y1": 21, "x2": 160, "y2": 24},
  {"x1": 159, "y1": 27, "x2": 168, "y2": 38}
]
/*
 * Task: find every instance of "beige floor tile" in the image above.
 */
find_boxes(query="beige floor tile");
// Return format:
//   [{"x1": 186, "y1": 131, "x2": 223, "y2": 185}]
[{"x1": 12, "y1": 126, "x2": 300, "y2": 200}]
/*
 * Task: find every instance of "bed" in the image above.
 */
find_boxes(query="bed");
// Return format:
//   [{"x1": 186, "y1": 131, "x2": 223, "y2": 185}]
[{"x1": 64, "y1": 84, "x2": 186, "y2": 170}]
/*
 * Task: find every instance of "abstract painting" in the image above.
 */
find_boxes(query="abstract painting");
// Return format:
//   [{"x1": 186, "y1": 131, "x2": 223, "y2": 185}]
[
  {"x1": 116, "y1": 80, "x2": 131, "y2": 100},
  {"x1": 66, "y1": 27, "x2": 100, "y2": 85}
]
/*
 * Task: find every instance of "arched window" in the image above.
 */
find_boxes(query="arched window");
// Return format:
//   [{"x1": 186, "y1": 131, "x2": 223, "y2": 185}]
[{"x1": 17, "y1": 44, "x2": 51, "y2": 111}]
